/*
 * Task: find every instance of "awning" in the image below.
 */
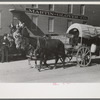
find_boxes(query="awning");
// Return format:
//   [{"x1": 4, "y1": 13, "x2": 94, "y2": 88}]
[
  {"x1": 9, "y1": 9, "x2": 25, "y2": 13},
  {"x1": 9, "y1": 9, "x2": 45, "y2": 37}
]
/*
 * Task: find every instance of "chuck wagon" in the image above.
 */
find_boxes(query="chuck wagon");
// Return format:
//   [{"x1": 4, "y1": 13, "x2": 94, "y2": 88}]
[{"x1": 65, "y1": 23, "x2": 100, "y2": 67}]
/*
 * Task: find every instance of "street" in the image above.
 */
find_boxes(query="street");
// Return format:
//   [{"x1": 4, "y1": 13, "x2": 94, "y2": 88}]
[{"x1": 0, "y1": 56, "x2": 100, "y2": 83}]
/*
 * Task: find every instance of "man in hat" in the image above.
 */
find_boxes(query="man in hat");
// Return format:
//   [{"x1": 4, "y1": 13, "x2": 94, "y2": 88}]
[{"x1": 1, "y1": 34, "x2": 10, "y2": 63}]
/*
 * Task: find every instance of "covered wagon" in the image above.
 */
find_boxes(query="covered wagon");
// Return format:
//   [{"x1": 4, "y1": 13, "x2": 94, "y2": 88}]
[{"x1": 66, "y1": 23, "x2": 100, "y2": 67}]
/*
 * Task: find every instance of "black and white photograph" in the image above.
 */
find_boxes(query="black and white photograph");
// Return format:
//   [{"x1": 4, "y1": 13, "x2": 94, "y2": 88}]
[
  {"x1": 0, "y1": 3, "x2": 100, "y2": 83},
  {"x1": 0, "y1": 1, "x2": 100, "y2": 98}
]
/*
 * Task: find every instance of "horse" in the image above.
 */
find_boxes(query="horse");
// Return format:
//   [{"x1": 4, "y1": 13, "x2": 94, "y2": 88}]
[
  {"x1": 12, "y1": 24, "x2": 66, "y2": 71},
  {"x1": 16, "y1": 36, "x2": 48, "y2": 69},
  {"x1": 11, "y1": 25, "x2": 45, "y2": 68},
  {"x1": 13, "y1": 32, "x2": 66, "y2": 71}
]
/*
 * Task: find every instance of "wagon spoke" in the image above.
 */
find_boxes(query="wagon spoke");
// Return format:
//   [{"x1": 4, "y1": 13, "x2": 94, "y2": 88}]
[
  {"x1": 81, "y1": 60, "x2": 83, "y2": 65},
  {"x1": 82, "y1": 47, "x2": 85, "y2": 53},
  {"x1": 79, "y1": 50, "x2": 82, "y2": 56},
  {"x1": 85, "y1": 48, "x2": 88, "y2": 53},
  {"x1": 85, "y1": 50, "x2": 90, "y2": 56},
  {"x1": 82, "y1": 48, "x2": 84, "y2": 54},
  {"x1": 83, "y1": 59, "x2": 86, "y2": 66},
  {"x1": 81, "y1": 49, "x2": 83, "y2": 54}
]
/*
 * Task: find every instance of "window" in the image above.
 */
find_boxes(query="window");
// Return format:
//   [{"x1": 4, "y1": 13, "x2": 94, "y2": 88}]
[
  {"x1": 49, "y1": 4, "x2": 54, "y2": 11},
  {"x1": 67, "y1": 20, "x2": 72, "y2": 28},
  {"x1": 68, "y1": 5, "x2": 73, "y2": 13},
  {"x1": 32, "y1": 15, "x2": 38, "y2": 30},
  {"x1": 31, "y1": 4, "x2": 38, "y2": 8},
  {"x1": 80, "y1": 5, "x2": 85, "y2": 15},
  {"x1": 0, "y1": 12, "x2": 1, "y2": 28},
  {"x1": 48, "y1": 17, "x2": 54, "y2": 32}
]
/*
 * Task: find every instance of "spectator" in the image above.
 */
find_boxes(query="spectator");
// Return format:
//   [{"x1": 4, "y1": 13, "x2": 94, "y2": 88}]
[{"x1": 1, "y1": 34, "x2": 10, "y2": 63}]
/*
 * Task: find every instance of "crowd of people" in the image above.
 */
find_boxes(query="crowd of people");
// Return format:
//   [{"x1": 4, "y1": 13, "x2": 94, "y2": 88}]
[
  {"x1": 0, "y1": 34, "x2": 10, "y2": 62},
  {"x1": 0, "y1": 20, "x2": 51, "y2": 63}
]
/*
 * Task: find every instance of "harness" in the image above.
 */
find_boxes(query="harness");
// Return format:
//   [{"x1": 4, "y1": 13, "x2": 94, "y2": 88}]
[{"x1": 32, "y1": 37, "x2": 47, "y2": 57}]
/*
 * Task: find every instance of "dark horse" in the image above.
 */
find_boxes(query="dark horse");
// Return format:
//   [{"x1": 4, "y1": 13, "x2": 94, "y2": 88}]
[
  {"x1": 12, "y1": 25, "x2": 66, "y2": 71},
  {"x1": 14, "y1": 35, "x2": 66, "y2": 71}
]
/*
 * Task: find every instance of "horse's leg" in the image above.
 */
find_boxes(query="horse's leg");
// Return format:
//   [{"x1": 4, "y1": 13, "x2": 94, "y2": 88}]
[
  {"x1": 38, "y1": 53, "x2": 44, "y2": 72},
  {"x1": 43, "y1": 55, "x2": 48, "y2": 68},
  {"x1": 28, "y1": 57, "x2": 33, "y2": 68},
  {"x1": 44, "y1": 54, "x2": 54, "y2": 69},
  {"x1": 62, "y1": 56, "x2": 66, "y2": 69},
  {"x1": 54, "y1": 55, "x2": 59, "y2": 69},
  {"x1": 34, "y1": 59, "x2": 37, "y2": 68},
  {"x1": 38, "y1": 59, "x2": 42, "y2": 72}
]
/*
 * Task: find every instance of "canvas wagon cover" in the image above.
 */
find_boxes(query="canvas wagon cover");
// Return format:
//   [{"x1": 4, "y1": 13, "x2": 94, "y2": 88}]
[{"x1": 66, "y1": 23, "x2": 100, "y2": 38}]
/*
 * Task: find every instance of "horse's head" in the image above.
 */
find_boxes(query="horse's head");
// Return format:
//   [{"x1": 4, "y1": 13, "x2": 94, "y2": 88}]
[{"x1": 14, "y1": 33, "x2": 29, "y2": 50}]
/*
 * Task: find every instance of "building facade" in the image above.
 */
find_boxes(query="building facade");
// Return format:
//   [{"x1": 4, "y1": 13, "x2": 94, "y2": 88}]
[{"x1": 0, "y1": 4, "x2": 100, "y2": 36}]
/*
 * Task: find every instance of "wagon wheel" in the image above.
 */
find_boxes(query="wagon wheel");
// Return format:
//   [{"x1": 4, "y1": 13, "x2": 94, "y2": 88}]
[{"x1": 76, "y1": 46, "x2": 91, "y2": 67}]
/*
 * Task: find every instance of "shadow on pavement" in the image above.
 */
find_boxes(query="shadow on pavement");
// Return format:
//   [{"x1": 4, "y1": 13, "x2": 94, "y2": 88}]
[
  {"x1": 38, "y1": 61, "x2": 77, "y2": 72},
  {"x1": 38, "y1": 57, "x2": 100, "y2": 72}
]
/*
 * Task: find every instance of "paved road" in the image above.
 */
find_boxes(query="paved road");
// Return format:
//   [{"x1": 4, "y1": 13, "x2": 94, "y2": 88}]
[{"x1": 0, "y1": 57, "x2": 100, "y2": 83}]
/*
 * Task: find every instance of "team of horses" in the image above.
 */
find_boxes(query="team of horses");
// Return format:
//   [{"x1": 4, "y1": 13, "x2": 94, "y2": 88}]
[{"x1": 5, "y1": 24, "x2": 67, "y2": 72}]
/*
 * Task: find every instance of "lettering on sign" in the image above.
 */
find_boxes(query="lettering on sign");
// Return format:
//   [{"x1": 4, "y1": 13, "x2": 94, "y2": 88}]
[{"x1": 26, "y1": 8, "x2": 88, "y2": 20}]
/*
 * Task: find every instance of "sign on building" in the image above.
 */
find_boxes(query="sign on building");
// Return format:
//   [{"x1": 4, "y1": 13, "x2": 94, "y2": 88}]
[{"x1": 26, "y1": 8, "x2": 88, "y2": 20}]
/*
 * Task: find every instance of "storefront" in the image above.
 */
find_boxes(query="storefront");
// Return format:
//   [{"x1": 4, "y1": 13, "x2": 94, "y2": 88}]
[
  {"x1": 8, "y1": 4, "x2": 88, "y2": 37},
  {"x1": 0, "y1": 4, "x2": 100, "y2": 36}
]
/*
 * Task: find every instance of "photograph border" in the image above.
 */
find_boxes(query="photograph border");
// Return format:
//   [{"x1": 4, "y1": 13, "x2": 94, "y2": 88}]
[{"x1": 0, "y1": 0, "x2": 100, "y2": 99}]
